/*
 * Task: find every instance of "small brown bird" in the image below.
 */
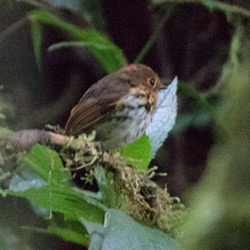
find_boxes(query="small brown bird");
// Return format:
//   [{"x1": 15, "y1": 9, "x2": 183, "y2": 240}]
[{"x1": 65, "y1": 64, "x2": 166, "y2": 149}]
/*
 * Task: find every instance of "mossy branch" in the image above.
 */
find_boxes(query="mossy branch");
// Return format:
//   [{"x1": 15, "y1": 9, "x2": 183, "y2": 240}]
[{"x1": 0, "y1": 127, "x2": 185, "y2": 236}]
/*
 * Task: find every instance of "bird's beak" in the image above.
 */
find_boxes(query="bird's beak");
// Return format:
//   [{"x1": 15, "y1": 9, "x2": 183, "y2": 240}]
[{"x1": 159, "y1": 81, "x2": 167, "y2": 90}]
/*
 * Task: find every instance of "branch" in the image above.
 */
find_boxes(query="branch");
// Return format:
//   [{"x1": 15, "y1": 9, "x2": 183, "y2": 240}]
[
  {"x1": 134, "y1": 5, "x2": 175, "y2": 63},
  {"x1": 9, "y1": 129, "x2": 69, "y2": 151},
  {"x1": 155, "y1": 0, "x2": 250, "y2": 18},
  {"x1": 0, "y1": 17, "x2": 28, "y2": 45}
]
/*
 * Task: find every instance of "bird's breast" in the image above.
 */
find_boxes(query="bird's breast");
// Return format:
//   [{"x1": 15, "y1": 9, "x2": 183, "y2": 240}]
[{"x1": 95, "y1": 90, "x2": 154, "y2": 149}]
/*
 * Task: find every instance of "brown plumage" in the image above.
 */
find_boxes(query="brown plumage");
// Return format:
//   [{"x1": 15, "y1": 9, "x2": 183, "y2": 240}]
[{"x1": 65, "y1": 64, "x2": 164, "y2": 149}]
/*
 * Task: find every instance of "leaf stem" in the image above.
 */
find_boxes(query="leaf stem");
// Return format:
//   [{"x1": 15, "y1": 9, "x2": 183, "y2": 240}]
[
  {"x1": 134, "y1": 5, "x2": 175, "y2": 63},
  {"x1": 18, "y1": 0, "x2": 50, "y2": 10}
]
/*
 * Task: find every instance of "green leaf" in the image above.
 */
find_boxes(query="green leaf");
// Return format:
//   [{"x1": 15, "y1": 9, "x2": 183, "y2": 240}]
[
  {"x1": 21, "y1": 144, "x2": 70, "y2": 186},
  {"x1": 48, "y1": 41, "x2": 120, "y2": 52},
  {"x1": 9, "y1": 145, "x2": 105, "y2": 223},
  {"x1": 9, "y1": 184, "x2": 104, "y2": 223},
  {"x1": 117, "y1": 134, "x2": 151, "y2": 171},
  {"x1": 47, "y1": 225, "x2": 89, "y2": 246},
  {"x1": 29, "y1": 9, "x2": 127, "y2": 73},
  {"x1": 22, "y1": 224, "x2": 89, "y2": 246},
  {"x1": 48, "y1": 41, "x2": 125, "y2": 68},
  {"x1": 30, "y1": 19, "x2": 43, "y2": 71},
  {"x1": 81, "y1": 209, "x2": 179, "y2": 250}
]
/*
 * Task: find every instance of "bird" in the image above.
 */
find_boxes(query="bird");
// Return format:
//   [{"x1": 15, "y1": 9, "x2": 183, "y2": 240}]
[{"x1": 65, "y1": 64, "x2": 166, "y2": 149}]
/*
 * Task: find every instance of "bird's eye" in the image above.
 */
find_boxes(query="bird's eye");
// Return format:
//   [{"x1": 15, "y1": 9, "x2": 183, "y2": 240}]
[{"x1": 149, "y1": 78, "x2": 155, "y2": 86}]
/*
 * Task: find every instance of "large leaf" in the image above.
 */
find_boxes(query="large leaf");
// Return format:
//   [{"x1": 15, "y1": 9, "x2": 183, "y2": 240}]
[
  {"x1": 81, "y1": 209, "x2": 179, "y2": 250},
  {"x1": 22, "y1": 224, "x2": 89, "y2": 246},
  {"x1": 29, "y1": 9, "x2": 127, "y2": 74},
  {"x1": 146, "y1": 77, "x2": 178, "y2": 157},
  {"x1": 9, "y1": 145, "x2": 104, "y2": 223},
  {"x1": 20, "y1": 144, "x2": 70, "y2": 186},
  {"x1": 47, "y1": 224, "x2": 89, "y2": 245},
  {"x1": 9, "y1": 183, "x2": 104, "y2": 223}
]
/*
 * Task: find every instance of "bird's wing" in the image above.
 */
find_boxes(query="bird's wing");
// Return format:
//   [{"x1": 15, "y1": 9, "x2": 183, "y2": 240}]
[
  {"x1": 65, "y1": 97, "x2": 115, "y2": 136},
  {"x1": 65, "y1": 74, "x2": 131, "y2": 136}
]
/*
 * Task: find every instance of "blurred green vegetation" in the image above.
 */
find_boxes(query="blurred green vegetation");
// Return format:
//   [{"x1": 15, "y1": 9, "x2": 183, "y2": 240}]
[
  {"x1": 181, "y1": 17, "x2": 250, "y2": 250},
  {"x1": 1, "y1": 0, "x2": 250, "y2": 250}
]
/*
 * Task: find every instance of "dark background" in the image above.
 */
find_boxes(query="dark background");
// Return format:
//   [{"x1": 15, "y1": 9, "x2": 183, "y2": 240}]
[{"x1": 0, "y1": 0, "x2": 240, "y2": 249}]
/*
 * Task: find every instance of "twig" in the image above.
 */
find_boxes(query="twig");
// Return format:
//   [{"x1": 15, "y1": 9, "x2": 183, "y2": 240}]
[
  {"x1": 134, "y1": 5, "x2": 175, "y2": 63},
  {"x1": 48, "y1": 132, "x2": 69, "y2": 145},
  {"x1": 17, "y1": 0, "x2": 50, "y2": 10},
  {"x1": 0, "y1": 17, "x2": 28, "y2": 45},
  {"x1": 0, "y1": 0, "x2": 51, "y2": 45},
  {"x1": 67, "y1": 154, "x2": 98, "y2": 171},
  {"x1": 154, "y1": 0, "x2": 250, "y2": 18}
]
